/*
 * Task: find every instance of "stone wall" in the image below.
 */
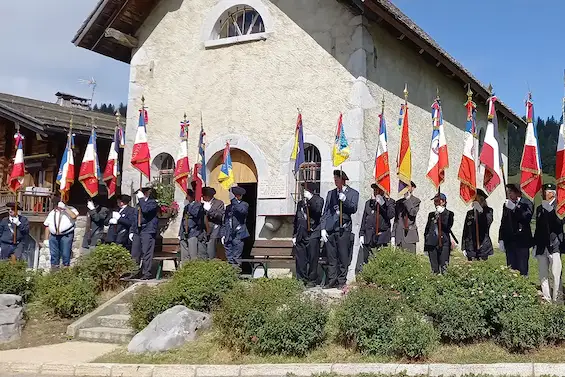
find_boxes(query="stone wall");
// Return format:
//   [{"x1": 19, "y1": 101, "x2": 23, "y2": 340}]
[{"x1": 37, "y1": 216, "x2": 88, "y2": 270}]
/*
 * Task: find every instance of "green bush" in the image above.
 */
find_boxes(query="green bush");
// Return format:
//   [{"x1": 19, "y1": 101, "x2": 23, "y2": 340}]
[
  {"x1": 390, "y1": 308, "x2": 439, "y2": 360},
  {"x1": 497, "y1": 305, "x2": 546, "y2": 352},
  {"x1": 0, "y1": 261, "x2": 36, "y2": 301},
  {"x1": 543, "y1": 304, "x2": 565, "y2": 345},
  {"x1": 38, "y1": 269, "x2": 97, "y2": 318},
  {"x1": 76, "y1": 243, "x2": 136, "y2": 292},
  {"x1": 129, "y1": 284, "x2": 182, "y2": 331},
  {"x1": 214, "y1": 278, "x2": 327, "y2": 356}
]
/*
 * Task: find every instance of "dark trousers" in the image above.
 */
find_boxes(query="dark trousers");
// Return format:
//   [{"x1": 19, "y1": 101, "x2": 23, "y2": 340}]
[
  {"x1": 326, "y1": 230, "x2": 352, "y2": 287},
  {"x1": 400, "y1": 241, "x2": 417, "y2": 253},
  {"x1": 506, "y1": 245, "x2": 530, "y2": 276},
  {"x1": 225, "y1": 237, "x2": 244, "y2": 266},
  {"x1": 0, "y1": 242, "x2": 24, "y2": 260},
  {"x1": 131, "y1": 233, "x2": 156, "y2": 278},
  {"x1": 428, "y1": 244, "x2": 450, "y2": 274},
  {"x1": 294, "y1": 236, "x2": 321, "y2": 284}
]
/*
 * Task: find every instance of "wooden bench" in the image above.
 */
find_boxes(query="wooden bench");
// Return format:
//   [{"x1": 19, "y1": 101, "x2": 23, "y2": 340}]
[{"x1": 153, "y1": 237, "x2": 180, "y2": 280}]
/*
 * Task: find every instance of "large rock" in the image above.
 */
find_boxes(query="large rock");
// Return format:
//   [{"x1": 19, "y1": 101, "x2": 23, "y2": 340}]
[
  {"x1": 127, "y1": 305, "x2": 211, "y2": 353},
  {"x1": 0, "y1": 294, "x2": 22, "y2": 308},
  {"x1": 0, "y1": 306, "x2": 24, "y2": 343}
]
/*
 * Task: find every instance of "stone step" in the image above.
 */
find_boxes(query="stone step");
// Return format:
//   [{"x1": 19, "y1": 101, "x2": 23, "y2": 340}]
[
  {"x1": 97, "y1": 314, "x2": 131, "y2": 329},
  {"x1": 114, "y1": 303, "x2": 130, "y2": 315},
  {"x1": 77, "y1": 327, "x2": 136, "y2": 344}
]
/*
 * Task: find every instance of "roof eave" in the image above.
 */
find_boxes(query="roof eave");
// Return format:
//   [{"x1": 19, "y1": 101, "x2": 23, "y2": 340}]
[{"x1": 0, "y1": 104, "x2": 48, "y2": 137}]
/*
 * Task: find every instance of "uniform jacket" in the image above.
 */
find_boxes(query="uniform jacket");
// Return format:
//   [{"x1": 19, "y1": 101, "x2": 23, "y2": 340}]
[
  {"x1": 498, "y1": 197, "x2": 533, "y2": 247},
  {"x1": 106, "y1": 206, "x2": 136, "y2": 246},
  {"x1": 424, "y1": 209, "x2": 454, "y2": 251},
  {"x1": 82, "y1": 206, "x2": 109, "y2": 248},
  {"x1": 461, "y1": 206, "x2": 494, "y2": 257},
  {"x1": 0, "y1": 215, "x2": 29, "y2": 245},
  {"x1": 222, "y1": 198, "x2": 250, "y2": 241},
  {"x1": 393, "y1": 195, "x2": 421, "y2": 244},
  {"x1": 130, "y1": 198, "x2": 159, "y2": 235},
  {"x1": 179, "y1": 201, "x2": 205, "y2": 240},
  {"x1": 205, "y1": 198, "x2": 225, "y2": 239},
  {"x1": 321, "y1": 186, "x2": 359, "y2": 233},
  {"x1": 293, "y1": 195, "x2": 324, "y2": 241},
  {"x1": 533, "y1": 200, "x2": 563, "y2": 254},
  {"x1": 359, "y1": 197, "x2": 395, "y2": 245}
]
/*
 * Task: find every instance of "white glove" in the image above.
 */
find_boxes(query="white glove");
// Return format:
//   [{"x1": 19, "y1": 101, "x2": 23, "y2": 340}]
[
  {"x1": 359, "y1": 236, "x2": 365, "y2": 245},
  {"x1": 462, "y1": 249, "x2": 468, "y2": 258},
  {"x1": 228, "y1": 190, "x2": 235, "y2": 200},
  {"x1": 57, "y1": 201, "x2": 66, "y2": 209},
  {"x1": 472, "y1": 201, "x2": 483, "y2": 213},
  {"x1": 391, "y1": 237, "x2": 396, "y2": 246},
  {"x1": 304, "y1": 191, "x2": 313, "y2": 201},
  {"x1": 221, "y1": 236, "x2": 225, "y2": 245},
  {"x1": 203, "y1": 202, "x2": 212, "y2": 211},
  {"x1": 498, "y1": 241, "x2": 505, "y2": 252},
  {"x1": 532, "y1": 246, "x2": 537, "y2": 257},
  {"x1": 338, "y1": 192, "x2": 346, "y2": 201},
  {"x1": 435, "y1": 205, "x2": 445, "y2": 214},
  {"x1": 129, "y1": 233, "x2": 134, "y2": 242},
  {"x1": 404, "y1": 191, "x2": 411, "y2": 199},
  {"x1": 375, "y1": 195, "x2": 385, "y2": 206},
  {"x1": 112, "y1": 211, "x2": 120, "y2": 220},
  {"x1": 87, "y1": 200, "x2": 95, "y2": 211},
  {"x1": 109, "y1": 218, "x2": 118, "y2": 225},
  {"x1": 43, "y1": 239, "x2": 49, "y2": 247},
  {"x1": 177, "y1": 236, "x2": 181, "y2": 240},
  {"x1": 10, "y1": 217, "x2": 21, "y2": 226},
  {"x1": 321, "y1": 229, "x2": 328, "y2": 243},
  {"x1": 292, "y1": 237, "x2": 297, "y2": 246},
  {"x1": 542, "y1": 200, "x2": 553, "y2": 212},
  {"x1": 505, "y1": 199, "x2": 516, "y2": 210},
  {"x1": 136, "y1": 191, "x2": 145, "y2": 200}
]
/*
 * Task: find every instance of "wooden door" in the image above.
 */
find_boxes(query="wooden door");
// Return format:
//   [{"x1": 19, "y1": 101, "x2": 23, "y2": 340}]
[{"x1": 209, "y1": 149, "x2": 258, "y2": 204}]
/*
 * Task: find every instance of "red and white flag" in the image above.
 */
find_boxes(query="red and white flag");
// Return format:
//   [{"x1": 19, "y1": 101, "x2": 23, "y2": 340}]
[
  {"x1": 556, "y1": 119, "x2": 565, "y2": 218},
  {"x1": 174, "y1": 120, "x2": 190, "y2": 196},
  {"x1": 479, "y1": 94, "x2": 503, "y2": 194},
  {"x1": 131, "y1": 106, "x2": 151, "y2": 180},
  {"x1": 193, "y1": 164, "x2": 204, "y2": 202},
  {"x1": 457, "y1": 91, "x2": 477, "y2": 203},
  {"x1": 103, "y1": 127, "x2": 123, "y2": 198},
  {"x1": 9, "y1": 132, "x2": 25, "y2": 193},
  {"x1": 79, "y1": 129, "x2": 101, "y2": 197},
  {"x1": 375, "y1": 105, "x2": 390, "y2": 194},
  {"x1": 426, "y1": 97, "x2": 449, "y2": 188},
  {"x1": 520, "y1": 93, "x2": 542, "y2": 200}
]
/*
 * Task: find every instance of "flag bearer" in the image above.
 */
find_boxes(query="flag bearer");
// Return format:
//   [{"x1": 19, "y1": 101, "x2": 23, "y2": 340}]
[
  {"x1": 222, "y1": 186, "x2": 249, "y2": 270},
  {"x1": 321, "y1": 170, "x2": 359, "y2": 289},
  {"x1": 392, "y1": 181, "x2": 420, "y2": 253},
  {"x1": 43, "y1": 194, "x2": 79, "y2": 270},
  {"x1": 424, "y1": 193, "x2": 454, "y2": 274},
  {"x1": 106, "y1": 195, "x2": 136, "y2": 249},
  {"x1": 178, "y1": 185, "x2": 205, "y2": 264},
  {"x1": 533, "y1": 183, "x2": 563, "y2": 301},
  {"x1": 292, "y1": 182, "x2": 324, "y2": 287},
  {"x1": 129, "y1": 187, "x2": 158, "y2": 280},
  {"x1": 357, "y1": 183, "x2": 395, "y2": 272},
  {"x1": 498, "y1": 184, "x2": 533, "y2": 276},
  {"x1": 0, "y1": 203, "x2": 29, "y2": 261},
  {"x1": 82, "y1": 195, "x2": 109, "y2": 252},
  {"x1": 202, "y1": 187, "x2": 225, "y2": 260},
  {"x1": 461, "y1": 189, "x2": 494, "y2": 261}
]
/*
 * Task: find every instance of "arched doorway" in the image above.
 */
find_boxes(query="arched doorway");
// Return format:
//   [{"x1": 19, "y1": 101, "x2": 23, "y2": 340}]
[{"x1": 208, "y1": 148, "x2": 258, "y2": 265}]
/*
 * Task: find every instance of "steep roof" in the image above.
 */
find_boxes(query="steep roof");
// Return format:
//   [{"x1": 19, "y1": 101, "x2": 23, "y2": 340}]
[
  {"x1": 0, "y1": 93, "x2": 118, "y2": 139},
  {"x1": 72, "y1": 0, "x2": 525, "y2": 127}
]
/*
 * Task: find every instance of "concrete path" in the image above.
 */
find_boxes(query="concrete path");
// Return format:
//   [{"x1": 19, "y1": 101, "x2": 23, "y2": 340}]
[{"x1": 0, "y1": 341, "x2": 119, "y2": 364}]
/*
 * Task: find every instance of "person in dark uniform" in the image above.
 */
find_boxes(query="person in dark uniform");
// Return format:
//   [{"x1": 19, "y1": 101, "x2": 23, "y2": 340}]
[
  {"x1": 0, "y1": 202, "x2": 29, "y2": 262},
  {"x1": 106, "y1": 194, "x2": 136, "y2": 250},
  {"x1": 202, "y1": 187, "x2": 225, "y2": 260},
  {"x1": 292, "y1": 182, "x2": 324, "y2": 287},
  {"x1": 129, "y1": 187, "x2": 158, "y2": 280},
  {"x1": 82, "y1": 195, "x2": 109, "y2": 252},
  {"x1": 178, "y1": 187, "x2": 205, "y2": 264},
  {"x1": 222, "y1": 186, "x2": 249, "y2": 270},
  {"x1": 392, "y1": 181, "x2": 420, "y2": 253},
  {"x1": 533, "y1": 183, "x2": 563, "y2": 301},
  {"x1": 357, "y1": 183, "x2": 395, "y2": 272},
  {"x1": 424, "y1": 193, "x2": 454, "y2": 274},
  {"x1": 498, "y1": 183, "x2": 533, "y2": 276},
  {"x1": 321, "y1": 170, "x2": 359, "y2": 289},
  {"x1": 461, "y1": 189, "x2": 494, "y2": 261}
]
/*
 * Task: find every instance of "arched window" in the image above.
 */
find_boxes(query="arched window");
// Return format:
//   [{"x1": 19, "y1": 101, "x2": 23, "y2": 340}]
[
  {"x1": 478, "y1": 128, "x2": 486, "y2": 154},
  {"x1": 296, "y1": 143, "x2": 321, "y2": 196},
  {"x1": 152, "y1": 153, "x2": 175, "y2": 185},
  {"x1": 218, "y1": 7, "x2": 265, "y2": 39}
]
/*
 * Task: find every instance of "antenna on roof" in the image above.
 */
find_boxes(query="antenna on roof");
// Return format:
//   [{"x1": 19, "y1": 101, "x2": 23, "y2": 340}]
[{"x1": 78, "y1": 77, "x2": 97, "y2": 108}]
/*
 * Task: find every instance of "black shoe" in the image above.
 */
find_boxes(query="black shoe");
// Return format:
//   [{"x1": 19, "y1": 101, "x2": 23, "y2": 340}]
[
  {"x1": 305, "y1": 282, "x2": 317, "y2": 288},
  {"x1": 322, "y1": 283, "x2": 335, "y2": 289},
  {"x1": 140, "y1": 274, "x2": 152, "y2": 280}
]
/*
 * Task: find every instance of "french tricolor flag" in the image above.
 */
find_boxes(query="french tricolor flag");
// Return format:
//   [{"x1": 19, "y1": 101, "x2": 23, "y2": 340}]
[
  {"x1": 9, "y1": 132, "x2": 25, "y2": 193},
  {"x1": 520, "y1": 93, "x2": 542, "y2": 201},
  {"x1": 79, "y1": 129, "x2": 101, "y2": 197},
  {"x1": 131, "y1": 107, "x2": 151, "y2": 180},
  {"x1": 103, "y1": 127, "x2": 122, "y2": 198},
  {"x1": 458, "y1": 93, "x2": 477, "y2": 203},
  {"x1": 174, "y1": 120, "x2": 190, "y2": 196},
  {"x1": 556, "y1": 119, "x2": 565, "y2": 219},
  {"x1": 56, "y1": 131, "x2": 75, "y2": 201},
  {"x1": 479, "y1": 95, "x2": 502, "y2": 194},
  {"x1": 374, "y1": 109, "x2": 390, "y2": 195},
  {"x1": 426, "y1": 98, "x2": 449, "y2": 188}
]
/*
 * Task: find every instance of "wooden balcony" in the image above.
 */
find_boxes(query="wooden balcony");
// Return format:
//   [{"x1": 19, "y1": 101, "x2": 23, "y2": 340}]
[{"x1": 0, "y1": 187, "x2": 53, "y2": 221}]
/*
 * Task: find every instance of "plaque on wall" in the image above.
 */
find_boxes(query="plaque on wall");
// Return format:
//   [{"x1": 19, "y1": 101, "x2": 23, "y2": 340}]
[{"x1": 258, "y1": 179, "x2": 288, "y2": 199}]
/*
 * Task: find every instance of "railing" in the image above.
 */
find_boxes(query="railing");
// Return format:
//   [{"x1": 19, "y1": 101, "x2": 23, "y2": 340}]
[{"x1": 0, "y1": 188, "x2": 53, "y2": 215}]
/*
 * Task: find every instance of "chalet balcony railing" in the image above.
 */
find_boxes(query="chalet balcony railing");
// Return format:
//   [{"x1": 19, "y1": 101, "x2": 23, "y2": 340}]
[{"x1": 0, "y1": 187, "x2": 53, "y2": 215}]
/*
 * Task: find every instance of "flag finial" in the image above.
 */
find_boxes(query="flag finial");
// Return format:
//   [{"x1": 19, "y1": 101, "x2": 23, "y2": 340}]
[
  {"x1": 115, "y1": 111, "x2": 121, "y2": 125},
  {"x1": 141, "y1": 96, "x2": 145, "y2": 105},
  {"x1": 381, "y1": 94, "x2": 385, "y2": 112},
  {"x1": 436, "y1": 87, "x2": 440, "y2": 100},
  {"x1": 487, "y1": 83, "x2": 493, "y2": 96},
  {"x1": 183, "y1": 112, "x2": 187, "y2": 122},
  {"x1": 403, "y1": 83, "x2": 408, "y2": 101},
  {"x1": 466, "y1": 83, "x2": 473, "y2": 98}
]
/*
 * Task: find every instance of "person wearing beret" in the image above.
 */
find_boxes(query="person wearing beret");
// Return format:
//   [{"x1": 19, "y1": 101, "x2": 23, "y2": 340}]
[
  {"x1": 0, "y1": 202, "x2": 29, "y2": 262},
  {"x1": 392, "y1": 181, "x2": 421, "y2": 253},
  {"x1": 292, "y1": 182, "x2": 324, "y2": 287},
  {"x1": 423, "y1": 193, "x2": 454, "y2": 274},
  {"x1": 129, "y1": 186, "x2": 159, "y2": 280},
  {"x1": 533, "y1": 183, "x2": 563, "y2": 301},
  {"x1": 498, "y1": 183, "x2": 533, "y2": 276},
  {"x1": 357, "y1": 183, "x2": 395, "y2": 272},
  {"x1": 178, "y1": 185, "x2": 205, "y2": 264},
  {"x1": 82, "y1": 195, "x2": 110, "y2": 253},
  {"x1": 321, "y1": 169, "x2": 359, "y2": 289},
  {"x1": 222, "y1": 186, "x2": 250, "y2": 269},
  {"x1": 106, "y1": 194, "x2": 136, "y2": 250},
  {"x1": 202, "y1": 186, "x2": 225, "y2": 260},
  {"x1": 461, "y1": 189, "x2": 494, "y2": 261}
]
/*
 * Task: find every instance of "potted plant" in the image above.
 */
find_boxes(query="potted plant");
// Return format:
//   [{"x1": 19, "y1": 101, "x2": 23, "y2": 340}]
[{"x1": 149, "y1": 180, "x2": 179, "y2": 219}]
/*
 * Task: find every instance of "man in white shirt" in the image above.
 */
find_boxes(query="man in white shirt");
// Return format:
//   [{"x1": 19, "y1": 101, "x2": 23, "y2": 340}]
[{"x1": 43, "y1": 194, "x2": 79, "y2": 269}]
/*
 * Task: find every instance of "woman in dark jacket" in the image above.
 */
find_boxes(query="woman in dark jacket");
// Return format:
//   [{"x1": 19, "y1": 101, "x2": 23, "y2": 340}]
[{"x1": 461, "y1": 189, "x2": 493, "y2": 261}]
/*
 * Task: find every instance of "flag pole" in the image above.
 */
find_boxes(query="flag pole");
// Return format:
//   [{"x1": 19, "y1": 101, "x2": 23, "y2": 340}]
[
  {"x1": 339, "y1": 112, "x2": 343, "y2": 228},
  {"x1": 376, "y1": 95, "x2": 385, "y2": 236},
  {"x1": 467, "y1": 83, "x2": 481, "y2": 252},
  {"x1": 183, "y1": 112, "x2": 190, "y2": 191},
  {"x1": 296, "y1": 108, "x2": 301, "y2": 205},
  {"x1": 200, "y1": 110, "x2": 206, "y2": 186},
  {"x1": 436, "y1": 88, "x2": 442, "y2": 248},
  {"x1": 12, "y1": 125, "x2": 21, "y2": 247},
  {"x1": 137, "y1": 96, "x2": 145, "y2": 228}
]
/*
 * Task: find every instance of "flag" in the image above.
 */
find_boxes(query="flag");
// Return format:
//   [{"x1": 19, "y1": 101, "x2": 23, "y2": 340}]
[
  {"x1": 131, "y1": 107, "x2": 151, "y2": 180},
  {"x1": 458, "y1": 92, "x2": 478, "y2": 203},
  {"x1": 426, "y1": 97, "x2": 449, "y2": 188},
  {"x1": 375, "y1": 108, "x2": 390, "y2": 194},
  {"x1": 557, "y1": 120, "x2": 565, "y2": 218},
  {"x1": 218, "y1": 142, "x2": 235, "y2": 190},
  {"x1": 332, "y1": 113, "x2": 350, "y2": 167},
  {"x1": 479, "y1": 94, "x2": 503, "y2": 194},
  {"x1": 193, "y1": 164, "x2": 204, "y2": 202},
  {"x1": 174, "y1": 120, "x2": 190, "y2": 196},
  {"x1": 198, "y1": 126, "x2": 207, "y2": 185},
  {"x1": 56, "y1": 131, "x2": 75, "y2": 201},
  {"x1": 8, "y1": 132, "x2": 25, "y2": 193},
  {"x1": 290, "y1": 113, "x2": 305, "y2": 173},
  {"x1": 520, "y1": 93, "x2": 542, "y2": 201},
  {"x1": 397, "y1": 103, "x2": 411, "y2": 195},
  {"x1": 79, "y1": 129, "x2": 101, "y2": 197},
  {"x1": 103, "y1": 127, "x2": 121, "y2": 198}
]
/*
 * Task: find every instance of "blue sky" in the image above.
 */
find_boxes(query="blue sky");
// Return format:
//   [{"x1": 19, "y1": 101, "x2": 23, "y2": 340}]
[{"x1": 0, "y1": 0, "x2": 563, "y2": 120}]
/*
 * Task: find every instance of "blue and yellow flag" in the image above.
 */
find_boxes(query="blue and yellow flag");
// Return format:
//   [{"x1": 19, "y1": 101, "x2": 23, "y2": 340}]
[
  {"x1": 332, "y1": 113, "x2": 350, "y2": 167},
  {"x1": 218, "y1": 142, "x2": 235, "y2": 190},
  {"x1": 290, "y1": 112, "x2": 305, "y2": 173}
]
